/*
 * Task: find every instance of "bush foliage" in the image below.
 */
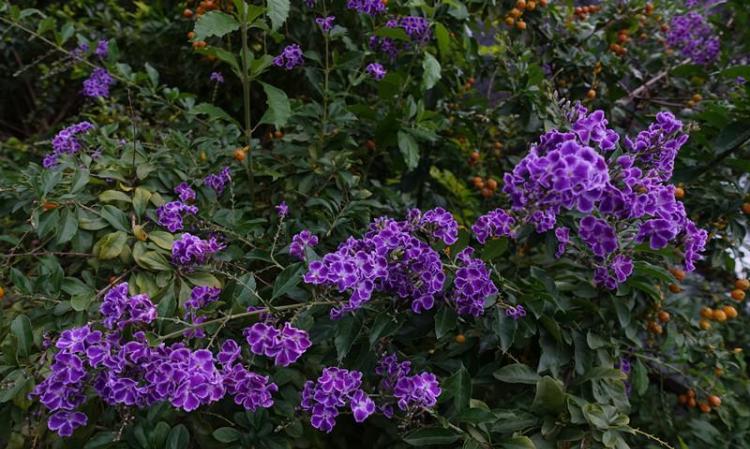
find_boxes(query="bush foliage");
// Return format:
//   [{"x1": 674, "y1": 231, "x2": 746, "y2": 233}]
[{"x1": 1, "y1": 0, "x2": 750, "y2": 448}]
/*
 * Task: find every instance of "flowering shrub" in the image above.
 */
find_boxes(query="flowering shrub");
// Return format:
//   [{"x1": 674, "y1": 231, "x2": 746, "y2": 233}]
[{"x1": 1, "y1": 1, "x2": 750, "y2": 449}]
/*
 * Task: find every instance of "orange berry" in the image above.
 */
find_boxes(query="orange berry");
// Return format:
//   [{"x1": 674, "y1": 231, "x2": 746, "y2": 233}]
[
  {"x1": 669, "y1": 267, "x2": 686, "y2": 282},
  {"x1": 470, "y1": 151, "x2": 480, "y2": 162},
  {"x1": 699, "y1": 402, "x2": 711, "y2": 413},
  {"x1": 648, "y1": 322, "x2": 663, "y2": 335},
  {"x1": 365, "y1": 139, "x2": 377, "y2": 151},
  {"x1": 516, "y1": 0, "x2": 526, "y2": 9},
  {"x1": 742, "y1": 202, "x2": 750, "y2": 214},
  {"x1": 668, "y1": 283, "x2": 682, "y2": 294},
  {"x1": 687, "y1": 389, "x2": 696, "y2": 398},
  {"x1": 486, "y1": 179, "x2": 499, "y2": 191},
  {"x1": 493, "y1": 141, "x2": 503, "y2": 150},
  {"x1": 708, "y1": 395, "x2": 721, "y2": 407},
  {"x1": 192, "y1": 40, "x2": 207, "y2": 49},
  {"x1": 586, "y1": 89, "x2": 597, "y2": 100},
  {"x1": 674, "y1": 186, "x2": 685, "y2": 199},
  {"x1": 199, "y1": 151, "x2": 207, "y2": 162},
  {"x1": 481, "y1": 188, "x2": 493, "y2": 199},
  {"x1": 731, "y1": 289, "x2": 746, "y2": 302},
  {"x1": 274, "y1": 130, "x2": 284, "y2": 139},
  {"x1": 505, "y1": 17, "x2": 516, "y2": 27},
  {"x1": 700, "y1": 307, "x2": 713, "y2": 319},
  {"x1": 0, "y1": 286, "x2": 4, "y2": 299},
  {"x1": 516, "y1": 20, "x2": 527, "y2": 30},
  {"x1": 687, "y1": 397, "x2": 697, "y2": 408},
  {"x1": 723, "y1": 305, "x2": 738, "y2": 319},
  {"x1": 677, "y1": 394, "x2": 688, "y2": 405},
  {"x1": 527, "y1": 1, "x2": 537, "y2": 10},
  {"x1": 699, "y1": 319, "x2": 711, "y2": 330},
  {"x1": 233, "y1": 148, "x2": 247, "y2": 161},
  {"x1": 187, "y1": 31, "x2": 196, "y2": 40},
  {"x1": 510, "y1": 8, "x2": 522, "y2": 18},
  {"x1": 658, "y1": 311, "x2": 671, "y2": 323},
  {"x1": 455, "y1": 334, "x2": 466, "y2": 344},
  {"x1": 42, "y1": 201, "x2": 58, "y2": 211},
  {"x1": 692, "y1": 94, "x2": 703, "y2": 103},
  {"x1": 735, "y1": 279, "x2": 750, "y2": 291},
  {"x1": 712, "y1": 310, "x2": 727, "y2": 322},
  {"x1": 183, "y1": 8, "x2": 194, "y2": 18},
  {"x1": 539, "y1": 0, "x2": 547, "y2": 6}
]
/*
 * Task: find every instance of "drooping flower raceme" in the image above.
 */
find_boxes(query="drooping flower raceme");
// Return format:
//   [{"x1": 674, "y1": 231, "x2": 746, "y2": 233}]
[
  {"x1": 315, "y1": 16, "x2": 335, "y2": 32},
  {"x1": 303, "y1": 208, "x2": 453, "y2": 318},
  {"x1": 171, "y1": 233, "x2": 225, "y2": 266},
  {"x1": 204, "y1": 167, "x2": 231, "y2": 195},
  {"x1": 376, "y1": 353, "x2": 441, "y2": 412},
  {"x1": 175, "y1": 182, "x2": 196, "y2": 202},
  {"x1": 243, "y1": 321, "x2": 312, "y2": 367},
  {"x1": 94, "y1": 39, "x2": 109, "y2": 58},
  {"x1": 366, "y1": 63, "x2": 387, "y2": 80},
  {"x1": 42, "y1": 121, "x2": 95, "y2": 168},
  {"x1": 300, "y1": 367, "x2": 375, "y2": 432},
  {"x1": 667, "y1": 12, "x2": 720, "y2": 65},
  {"x1": 156, "y1": 201, "x2": 198, "y2": 232},
  {"x1": 273, "y1": 44, "x2": 304, "y2": 70},
  {"x1": 82, "y1": 67, "x2": 115, "y2": 98},
  {"x1": 471, "y1": 105, "x2": 707, "y2": 289}
]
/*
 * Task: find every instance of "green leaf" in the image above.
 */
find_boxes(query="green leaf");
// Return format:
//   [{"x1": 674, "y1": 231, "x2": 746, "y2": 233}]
[
  {"x1": 374, "y1": 27, "x2": 410, "y2": 41},
  {"x1": 334, "y1": 316, "x2": 361, "y2": 361},
  {"x1": 93, "y1": 231, "x2": 128, "y2": 260},
  {"x1": 422, "y1": 52, "x2": 441, "y2": 90},
  {"x1": 57, "y1": 208, "x2": 79, "y2": 244},
  {"x1": 134, "y1": 250, "x2": 172, "y2": 271},
  {"x1": 213, "y1": 427, "x2": 241, "y2": 443},
  {"x1": 271, "y1": 263, "x2": 303, "y2": 299},
  {"x1": 11, "y1": 315, "x2": 33, "y2": 359},
  {"x1": 531, "y1": 376, "x2": 566, "y2": 415},
  {"x1": 493, "y1": 363, "x2": 541, "y2": 385},
  {"x1": 369, "y1": 314, "x2": 401, "y2": 345},
  {"x1": 434, "y1": 307, "x2": 457, "y2": 339},
  {"x1": 632, "y1": 360, "x2": 649, "y2": 396},
  {"x1": 501, "y1": 436, "x2": 536, "y2": 449},
  {"x1": 434, "y1": 22, "x2": 452, "y2": 60},
  {"x1": 258, "y1": 82, "x2": 291, "y2": 128},
  {"x1": 149, "y1": 231, "x2": 174, "y2": 250},
  {"x1": 397, "y1": 130, "x2": 419, "y2": 171},
  {"x1": 403, "y1": 428, "x2": 461, "y2": 446},
  {"x1": 443, "y1": 366, "x2": 471, "y2": 411},
  {"x1": 144, "y1": 62, "x2": 159, "y2": 87},
  {"x1": 183, "y1": 272, "x2": 222, "y2": 287},
  {"x1": 166, "y1": 424, "x2": 190, "y2": 449},
  {"x1": 99, "y1": 205, "x2": 129, "y2": 232},
  {"x1": 99, "y1": 190, "x2": 132, "y2": 203},
  {"x1": 133, "y1": 187, "x2": 152, "y2": 218},
  {"x1": 267, "y1": 0, "x2": 290, "y2": 31},
  {"x1": 71, "y1": 294, "x2": 93, "y2": 312},
  {"x1": 192, "y1": 103, "x2": 238, "y2": 125},
  {"x1": 194, "y1": 11, "x2": 240, "y2": 40}
]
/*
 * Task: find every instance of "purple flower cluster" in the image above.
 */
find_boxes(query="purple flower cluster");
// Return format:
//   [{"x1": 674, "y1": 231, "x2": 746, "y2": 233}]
[
  {"x1": 204, "y1": 167, "x2": 231, "y2": 195},
  {"x1": 82, "y1": 67, "x2": 115, "y2": 98},
  {"x1": 210, "y1": 71, "x2": 224, "y2": 83},
  {"x1": 171, "y1": 233, "x2": 225, "y2": 266},
  {"x1": 316, "y1": 16, "x2": 335, "y2": 32},
  {"x1": 273, "y1": 44, "x2": 304, "y2": 70},
  {"x1": 505, "y1": 305, "x2": 526, "y2": 320},
  {"x1": 300, "y1": 367, "x2": 375, "y2": 432},
  {"x1": 32, "y1": 282, "x2": 280, "y2": 437},
  {"x1": 42, "y1": 121, "x2": 95, "y2": 168},
  {"x1": 243, "y1": 322, "x2": 311, "y2": 366},
  {"x1": 100, "y1": 283, "x2": 157, "y2": 330},
  {"x1": 95, "y1": 39, "x2": 109, "y2": 58},
  {"x1": 376, "y1": 353, "x2": 441, "y2": 412},
  {"x1": 450, "y1": 248, "x2": 498, "y2": 317},
  {"x1": 304, "y1": 209, "x2": 450, "y2": 318},
  {"x1": 366, "y1": 62, "x2": 387, "y2": 80},
  {"x1": 667, "y1": 12, "x2": 720, "y2": 65},
  {"x1": 399, "y1": 16, "x2": 432, "y2": 43},
  {"x1": 290, "y1": 230, "x2": 319, "y2": 260},
  {"x1": 156, "y1": 201, "x2": 198, "y2": 232},
  {"x1": 369, "y1": 16, "x2": 431, "y2": 59},
  {"x1": 471, "y1": 105, "x2": 707, "y2": 289},
  {"x1": 175, "y1": 182, "x2": 196, "y2": 202},
  {"x1": 276, "y1": 201, "x2": 289, "y2": 218},
  {"x1": 346, "y1": 0, "x2": 386, "y2": 15}
]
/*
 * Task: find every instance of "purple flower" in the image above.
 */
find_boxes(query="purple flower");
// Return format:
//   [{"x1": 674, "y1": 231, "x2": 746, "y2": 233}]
[
  {"x1": 42, "y1": 121, "x2": 94, "y2": 168},
  {"x1": 578, "y1": 216, "x2": 618, "y2": 258},
  {"x1": 376, "y1": 353, "x2": 442, "y2": 412},
  {"x1": 451, "y1": 248, "x2": 498, "y2": 317},
  {"x1": 399, "y1": 16, "x2": 431, "y2": 43},
  {"x1": 82, "y1": 67, "x2": 115, "y2": 98},
  {"x1": 171, "y1": 233, "x2": 225, "y2": 266},
  {"x1": 276, "y1": 201, "x2": 289, "y2": 218},
  {"x1": 316, "y1": 16, "x2": 335, "y2": 32},
  {"x1": 290, "y1": 230, "x2": 319, "y2": 260},
  {"x1": 366, "y1": 62, "x2": 387, "y2": 80},
  {"x1": 156, "y1": 201, "x2": 198, "y2": 232},
  {"x1": 300, "y1": 367, "x2": 372, "y2": 432},
  {"x1": 224, "y1": 365, "x2": 278, "y2": 410},
  {"x1": 505, "y1": 304, "x2": 527, "y2": 320},
  {"x1": 175, "y1": 182, "x2": 196, "y2": 202},
  {"x1": 555, "y1": 227, "x2": 570, "y2": 258},
  {"x1": 204, "y1": 167, "x2": 231, "y2": 195},
  {"x1": 94, "y1": 39, "x2": 109, "y2": 58},
  {"x1": 472, "y1": 208, "x2": 515, "y2": 244},
  {"x1": 244, "y1": 322, "x2": 311, "y2": 366},
  {"x1": 210, "y1": 71, "x2": 224, "y2": 83},
  {"x1": 184, "y1": 286, "x2": 221, "y2": 314},
  {"x1": 273, "y1": 44, "x2": 304, "y2": 70},
  {"x1": 217, "y1": 339, "x2": 241, "y2": 367},
  {"x1": 418, "y1": 207, "x2": 459, "y2": 245},
  {"x1": 48, "y1": 411, "x2": 87, "y2": 437},
  {"x1": 667, "y1": 12, "x2": 720, "y2": 65},
  {"x1": 100, "y1": 283, "x2": 157, "y2": 330},
  {"x1": 346, "y1": 0, "x2": 386, "y2": 15}
]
